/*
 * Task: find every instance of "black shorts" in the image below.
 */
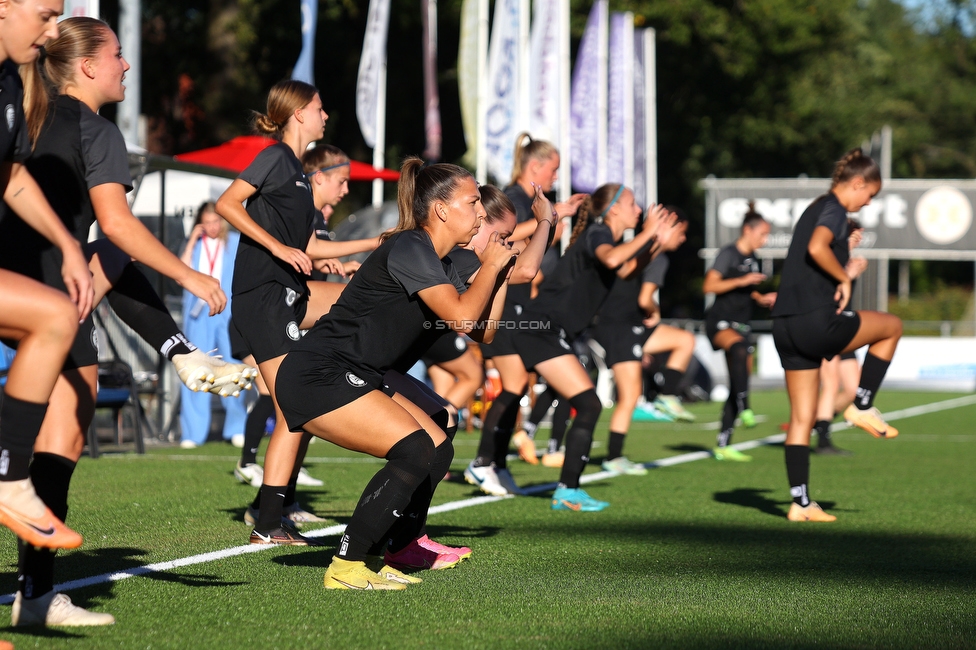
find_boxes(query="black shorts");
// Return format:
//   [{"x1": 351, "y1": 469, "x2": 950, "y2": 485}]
[
  {"x1": 593, "y1": 322, "x2": 653, "y2": 367},
  {"x1": 1, "y1": 312, "x2": 98, "y2": 371},
  {"x1": 422, "y1": 333, "x2": 468, "y2": 366},
  {"x1": 773, "y1": 306, "x2": 861, "y2": 371},
  {"x1": 0, "y1": 245, "x2": 99, "y2": 370},
  {"x1": 706, "y1": 314, "x2": 754, "y2": 351},
  {"x1": 513, "y1": 325, "x2": 575, "y2": 371},
  {"x1": 275, "y1": 349, "x2": 381, "y2": 431},
  {"x1": 840, "y1": 350, "x2": 857, "y2": 362},
  {"x1": 478, "y1": 322, "x2": 520, "y2": 359},
  {"x1": 230, "y1": 282, "x2": 308, "y2": 364}
]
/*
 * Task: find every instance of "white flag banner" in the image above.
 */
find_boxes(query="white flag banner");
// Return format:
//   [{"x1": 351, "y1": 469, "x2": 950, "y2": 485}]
[
  {"x1": 291, "y1": 0, "x2": 318, "y2": 85},
  {"x1": 570, "y1": 0, "x2": 608, "y2": 194},
  {"x1": 485, "y1": 0, "x2": 523, "y2": 184},
  {"x1": 458, "y1": 0, "x2": 480, "y2": 167},
  {"x1": 356, "y1": 0, "x2": 392, "y2": 148},
  {"x1": 528, "y1": 0, "x2": 562, "y2": 144},
  {"x1": 632, "y1": 28, "x2": 648, "y2": 208},
  {"x1": 63, "y1": 0, "x2": 98, "y2": 17}
]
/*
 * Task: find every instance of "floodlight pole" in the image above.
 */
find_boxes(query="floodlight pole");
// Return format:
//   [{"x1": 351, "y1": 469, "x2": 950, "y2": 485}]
[{"x1": 117, "y1": 0, "x2": 141, "y2": 146}]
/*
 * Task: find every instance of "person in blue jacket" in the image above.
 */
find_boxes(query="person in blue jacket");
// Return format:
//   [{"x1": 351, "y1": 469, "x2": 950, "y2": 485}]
[{"x1": 178, "y1": 202, "x2": 248, "y2": 447}]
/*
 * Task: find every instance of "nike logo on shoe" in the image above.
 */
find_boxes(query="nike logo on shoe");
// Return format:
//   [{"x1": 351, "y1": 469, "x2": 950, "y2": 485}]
[{"x1": 556, "y1": 499, "x2": 582, "y2": 511}]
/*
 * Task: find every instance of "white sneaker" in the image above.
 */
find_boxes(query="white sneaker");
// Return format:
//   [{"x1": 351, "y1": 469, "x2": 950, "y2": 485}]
[
  {"x1": 295, "y1": 467, "x2": 323, "y2": 487},
  {"x1": 230, "y1": 434, "x2": 245, "y2": 449},
  {"x1": 179, "y1": 440, "x2": 198, "y2": 449},
  {"x1": 463, "y1": 462, "x2": 508, "y2": 496},
  {"x1": 234, "y1": 461, "x2": 264, "y2": 488},
  {"x1": 495, "y1": 468, "x2": 524, "y2": 495},
  {"x1": 12, "y1": 591, "x2": 115, "y2": 627}
]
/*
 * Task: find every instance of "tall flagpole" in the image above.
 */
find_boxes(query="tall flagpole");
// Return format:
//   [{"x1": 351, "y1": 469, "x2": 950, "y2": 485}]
[
  {"x1": 117, "y1": 0, "x2": 141, "y2": 146},
  {"x1": 372, "y1": 58, "x2": 387, "y2": 208},
  {"x1": 557, "y1": 0, "x2": 571, "y2": 204},
  {"x1": 476, "y1": 0, "x2": 488, "y2": 185},
  {"x1": 622, "y1": 13, "x2": 634, "y2": 191},
  {"x1": 645, "y1": 28, "x2": 657, "y2": 204}
]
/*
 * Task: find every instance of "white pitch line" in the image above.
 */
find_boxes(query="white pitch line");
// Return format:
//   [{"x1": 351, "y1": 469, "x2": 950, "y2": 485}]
[{"x1": 3, "y1": 393, "x2": 974, "y2": 605}]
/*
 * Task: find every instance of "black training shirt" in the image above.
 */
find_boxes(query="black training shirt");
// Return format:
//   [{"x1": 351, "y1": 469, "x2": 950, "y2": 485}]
[
  {"x1": 0, "y1": 61, "x2": 29, "y2": 167},
  {"x1": 598, "y1": 253, "x2": 668, "y2": 326},
  {"x1": 294, "y1": 229, "x2": 466, "y2": 387},
  {"x1": 772, "y1": 192, "x2": 850, "y2": 317},
  {"x1": 707, "y1": 243, "x2": 760, "y2": 323},
  {"x1": 233, "y1": 142, "x2": 316, "y2": 296},
  {"x1": 0, "y1": 94, "x2": 130, "y2": 277},
  {"x1": 526, "y1": 222, "x2": 617, "y2": 338},
  {"x1": 391, "y1": 245, "x2": 481, "y2": 372},
  {"x1": 503, "y1": 183, "x2": 535, "y2": 310}
]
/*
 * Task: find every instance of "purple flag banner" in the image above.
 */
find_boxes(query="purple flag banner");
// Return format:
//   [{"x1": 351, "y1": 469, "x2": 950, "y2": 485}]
[{"x1": 570, "y1": 0, "x2": 607, "y2": 193}]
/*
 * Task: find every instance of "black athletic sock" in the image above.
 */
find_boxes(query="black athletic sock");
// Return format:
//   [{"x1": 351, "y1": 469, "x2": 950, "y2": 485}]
[
  {"x1": 0, "y1": 395, "x2": 47, "y2": 482},
  {"x1": 661, "y1": 368, "x2": 683, "y2": 396},
  {"x1": 284, "y1": 480, "x2": 297, "y2": 508},
  {"x1": 241, "y1": 394, "x2": 274, "y2": 466},
  {"x1": 526, "y1": 387, "x2": 557, "y2": 436},
  {"x1": 19, "y1": 453, "x2": 75, "y2": 599},
  {"x1": 338, "y1": 430, "x2": 433, "y2": 562},
  {"x1": 474, "y1": 390, "x2": 519, "y2": 467},
  {"x1": 727, "y1": 341, "x2": 750, "y2": 413},
  {"x1": 558, "y1": 390, "x2": 602, "y2": 489},
  {"x1": 855, "y1": 352, "x2": 890, "y2": 410},
  {"x1": 720, "y1": 394, "x2": 736, "y2": 434},
  {"x1": 550, "y1": 398, "x2": 571, "y2": 449},
  {"x1": 785, "y1": 445, "x2": 811, "y2": 507},
  {"x1": 106, "y1": 263, "x2": 196, "y2": 360},
  {"x1": 492, "y1": 428, "x2": 514, "y2": 469},
  {"x1": 254, "y1": 484, "x2": 287, "y2": 531},
  {"x1": 387, "y1": 438, "x2": 454, "y2": 552},
  {"x1": 814, "y1": 420, "x2": 831, "y2": 446},
  {"x1": 607, "y1": 431, "x2": 626, "y2": 461}
]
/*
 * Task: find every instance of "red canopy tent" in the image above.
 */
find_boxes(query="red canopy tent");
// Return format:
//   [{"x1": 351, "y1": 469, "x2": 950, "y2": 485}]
[{"x1": 174, "y1": 136, "x2": 399, "y2": 182}]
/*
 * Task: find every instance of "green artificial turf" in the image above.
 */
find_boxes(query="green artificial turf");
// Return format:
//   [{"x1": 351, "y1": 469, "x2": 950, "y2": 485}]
[{"x1": 1, "y1": 390, "x2": 974, "y2": 649}]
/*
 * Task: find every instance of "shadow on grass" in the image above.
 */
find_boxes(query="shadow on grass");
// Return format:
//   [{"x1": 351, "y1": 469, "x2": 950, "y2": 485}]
[
  {"x1": 514, "y1": 518, "x2": 976, "y2": 589},
  {"x1": 714, "y1": 487, "x2": 842, "y2": 518},
  {"x1": 667, "y1": 443, "x2": 712, "y2": 454}
]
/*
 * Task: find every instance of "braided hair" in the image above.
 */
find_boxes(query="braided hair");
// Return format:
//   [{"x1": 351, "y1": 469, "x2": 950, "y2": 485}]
[
  {"x1": 569, "y1": 183, "x2": 622, "y2": 246},
  {"x1": 831, "y1": 148, "x2": 881, "y2": 188}
]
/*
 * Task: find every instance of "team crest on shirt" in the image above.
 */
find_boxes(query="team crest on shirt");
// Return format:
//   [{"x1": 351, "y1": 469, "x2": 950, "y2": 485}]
[
  {"x1": 4, "y1": 105, "x2": 13, "y2": 132},
  {"x1": 285, "y1": 321, "x2": 301, "y2": 341},
  {"x1": 284, "y1": 288, "x2": 298, "y2": 307},
  {"x1": 345, "y1": 372, "x2": 366, "y2": 388}
]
